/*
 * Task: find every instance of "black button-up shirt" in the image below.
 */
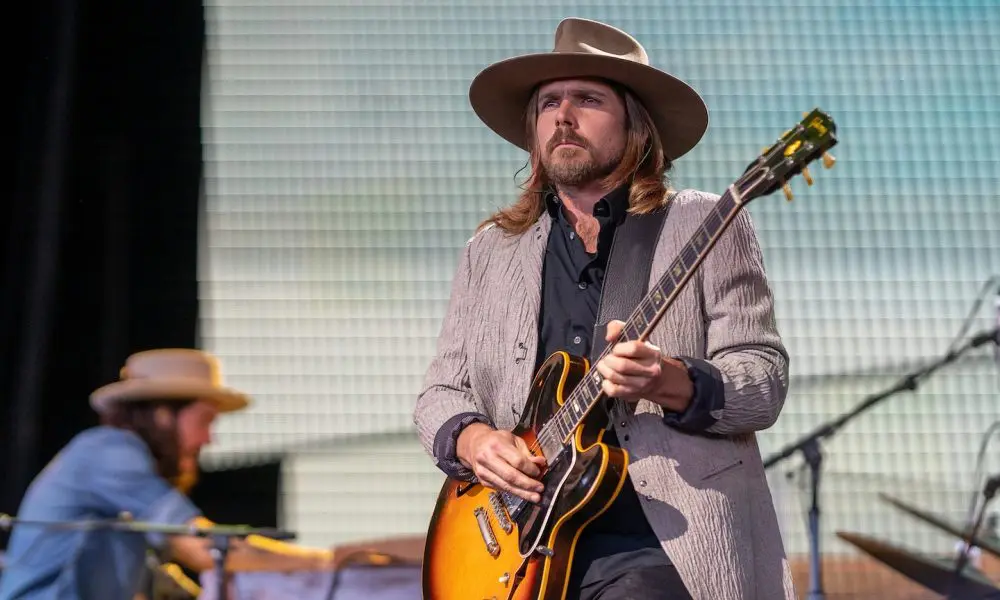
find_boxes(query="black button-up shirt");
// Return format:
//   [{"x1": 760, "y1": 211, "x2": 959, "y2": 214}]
[{"x1": 535, "y1": 187, "x2": 670, "y2": 587}]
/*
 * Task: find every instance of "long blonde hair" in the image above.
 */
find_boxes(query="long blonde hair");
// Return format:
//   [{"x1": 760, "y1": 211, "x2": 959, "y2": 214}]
[{"x1": 480, "y1": 83, "x2": 673, "y2": 235}]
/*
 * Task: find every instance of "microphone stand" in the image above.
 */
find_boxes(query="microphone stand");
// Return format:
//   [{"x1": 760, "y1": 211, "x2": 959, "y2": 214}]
[
  {"x1": 948, "y1": 475, "x2": 1000, "y2": 599},
  {"x1": 0, "y1": 513, "x2": 296, "y2": 600},
  {"x1": 762, "y1": 327, "x2": 999, "y2": 600}
]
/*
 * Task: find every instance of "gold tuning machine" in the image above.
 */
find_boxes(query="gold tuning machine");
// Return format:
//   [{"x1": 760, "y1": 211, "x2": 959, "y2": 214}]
[
  {"x1": 801, "y1": 167, "x2": 814, "y2": 186},
  {"x1": 781, "y1": 182, "x2": 793, "y2": 201},
  {"x1": 822, "y1": 152, "x2": 836, "y2": 169}
]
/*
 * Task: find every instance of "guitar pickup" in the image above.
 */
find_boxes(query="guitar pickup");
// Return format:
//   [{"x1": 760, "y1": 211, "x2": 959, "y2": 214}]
[{"x1": 488, "y1": 492, "x2": 513, "y2": 534}]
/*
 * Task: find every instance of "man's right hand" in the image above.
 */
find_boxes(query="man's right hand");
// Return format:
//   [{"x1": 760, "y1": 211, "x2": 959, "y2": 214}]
[{"x1": 456, "y1": 423, "x2": 547, "y2": 504}]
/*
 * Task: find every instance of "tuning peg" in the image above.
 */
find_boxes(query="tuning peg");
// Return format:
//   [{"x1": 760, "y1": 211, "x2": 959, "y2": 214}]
[
  {"x1": 782, "y1": 182, "x2": 793, "y2": 201},
  {"x1": 801, "y1": 167, "x2": 813, "y2": 186},
  {"x1": 822, "y1": 152, "x2": 836, "y2": 169}
]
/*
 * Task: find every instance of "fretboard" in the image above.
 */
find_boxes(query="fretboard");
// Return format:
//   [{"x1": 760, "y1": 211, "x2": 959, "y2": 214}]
[{"x1": 543, "y1": 188, "x2": 743, "y2": 444}]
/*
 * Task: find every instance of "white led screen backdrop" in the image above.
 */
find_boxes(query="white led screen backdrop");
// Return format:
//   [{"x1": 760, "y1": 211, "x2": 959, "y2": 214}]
[{"x1": 197, "y1": 0, "x2": 1000, "y2": 576}]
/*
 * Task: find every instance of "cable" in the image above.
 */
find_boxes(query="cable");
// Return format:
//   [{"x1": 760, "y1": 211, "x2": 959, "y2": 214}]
[
  {"x1": 964, "y1": 421, "x2": 1000, "y2": 529},
  {"x1": 946, "y1": 275, "x2": 1000, "y2": 355},
  {"x1": 322, "y1": 549, "x2": 403, "y2": 600},
  {"x1": 948, "y1": 420, "x2": 1000, "y2": 599}
]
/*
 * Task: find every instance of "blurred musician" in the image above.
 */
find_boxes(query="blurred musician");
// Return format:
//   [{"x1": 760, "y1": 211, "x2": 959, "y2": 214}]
[{"x1": 0, "y1": 349, "x2": 331, "y2": 600}]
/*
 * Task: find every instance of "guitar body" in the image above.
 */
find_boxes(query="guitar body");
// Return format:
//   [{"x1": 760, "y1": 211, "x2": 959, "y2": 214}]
[{"x1": 422, "y1": 351, "x2": 629, "y2": 600}]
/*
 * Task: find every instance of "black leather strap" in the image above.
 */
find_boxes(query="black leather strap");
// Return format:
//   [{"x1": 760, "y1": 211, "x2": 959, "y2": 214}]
[
  {"x1": 588, "y1": 194, "x2": 673, "y2": 427},
  {"x1": 589, "y1": 194, "x2": 673, "y2": 363}
]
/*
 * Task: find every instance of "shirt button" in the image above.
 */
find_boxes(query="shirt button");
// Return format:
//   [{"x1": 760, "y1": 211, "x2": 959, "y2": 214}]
[
  {"x1": 577, "y1": 282, "x2": 587, "y2": 290},
  {"x1": 620, "y1": 421, "x2": 627, "y2": 427},
  {"x1": 573, "y1": 336, "x2": 582, "y2": 345},
  {"x1": 639, "y1": 480, "x2": 647, "y2": 487},
  {"x1": 569, "y1": 232, "x2": 575, "y2": 239}
]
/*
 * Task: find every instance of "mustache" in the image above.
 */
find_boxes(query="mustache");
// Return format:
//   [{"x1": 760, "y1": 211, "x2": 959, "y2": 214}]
[{"x1": 546, "y1": 130, "x2": 589, "y2": 153}]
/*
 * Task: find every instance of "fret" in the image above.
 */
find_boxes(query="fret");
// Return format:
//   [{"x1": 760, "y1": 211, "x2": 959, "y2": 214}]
[
  {"x1": 692, "y1": 225, "x2": 710, "y2": 252},
  {"x1": 715, "y1": 192, "x2": 736, "y2": 217},
  {"x1": 704, "y1": 205, "x2": 724, "y2": 236},
  {"x1": 680, "y1": 245, "x2": 698, "y2": 269},
  {"x1": 669, "y1": 261, "x2": 685, "y2": 286},
  {"x1": 590, "y1": 371, "x2": 603, "y2": 387},
  {"x1": 588, "y1": 377, "x2": 601, "y2": 400},
  {"x1": 625, "y1": 320, "x2": 643, "y2": 341},
  {"x1": 650, "y1": 287, "x2": 665, "y2": 308},
  {"x1": 560, "y1": 411, "x2": 573, "y2": 437},
  {"x1": 585, "y1": 378, "x2": 601, "y2": 407},
  {"x1": 641, "y1": 298, "x2": 658, "y2": 324}
]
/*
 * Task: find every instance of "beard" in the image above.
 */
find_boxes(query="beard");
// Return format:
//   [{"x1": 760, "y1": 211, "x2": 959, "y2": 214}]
[{"x1": 541, "y1": 131, "x2": 622, "y2": 187}]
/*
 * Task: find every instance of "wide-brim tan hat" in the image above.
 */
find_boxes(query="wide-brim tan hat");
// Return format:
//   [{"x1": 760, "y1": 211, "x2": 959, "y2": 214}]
[
  {"x1": 90, "y1": 348, "x2": 249, "y2": 414},
  {"x1": 469, "y1": 17, "x2": 709, "y2": 160}
]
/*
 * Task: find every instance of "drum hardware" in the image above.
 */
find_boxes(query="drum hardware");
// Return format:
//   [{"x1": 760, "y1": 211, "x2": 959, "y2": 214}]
[{"x1": 0, "y1": 512, "x2": 297, "y2": 600}]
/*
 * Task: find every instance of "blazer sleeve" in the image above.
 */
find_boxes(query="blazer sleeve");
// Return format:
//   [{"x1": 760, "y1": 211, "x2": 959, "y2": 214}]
[
  {"x1": 413, "y1": 238, "x2": 493, "y2": 479},
  {"x1": 670, "y1": 209, "x2": 790, "y2": 436}
]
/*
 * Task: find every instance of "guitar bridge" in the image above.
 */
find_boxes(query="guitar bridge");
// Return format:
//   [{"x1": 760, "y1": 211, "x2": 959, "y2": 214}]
[{"x1": 473, "y1": 507, "x2": 500, "y2": 557}]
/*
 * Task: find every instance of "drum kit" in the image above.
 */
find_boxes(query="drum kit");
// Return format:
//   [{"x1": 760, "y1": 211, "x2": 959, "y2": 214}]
[{"x1": 836, "y1": 493, "x2": 1000, "y2": 599}]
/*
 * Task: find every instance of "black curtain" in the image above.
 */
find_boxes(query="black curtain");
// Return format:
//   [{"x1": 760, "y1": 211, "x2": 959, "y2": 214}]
[{"x1": 0, "y1": 0, "x2": 206, "y2": 528}]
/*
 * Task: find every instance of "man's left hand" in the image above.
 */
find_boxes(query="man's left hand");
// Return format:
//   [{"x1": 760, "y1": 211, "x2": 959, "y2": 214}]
[{"x1": 595, "y1": 320, "x2": 694, "y2": 413}]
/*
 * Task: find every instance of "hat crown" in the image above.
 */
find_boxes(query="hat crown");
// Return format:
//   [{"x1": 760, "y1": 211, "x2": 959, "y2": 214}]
[
  {"x1": 121, "y1": 349, "x2": 221, "y2": 385},
  {"x1": 552, "y1": 18, "x2": 649, "y2": 66}
]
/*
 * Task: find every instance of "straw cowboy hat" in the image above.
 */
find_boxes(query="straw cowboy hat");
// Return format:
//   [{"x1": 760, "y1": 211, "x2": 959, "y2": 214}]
[
  {"x1": 90, "y1": 348, "x2": 250, "y2": 414},
  {"x1": 469, "y1": 17, "x2": 709, "y2": 160}
]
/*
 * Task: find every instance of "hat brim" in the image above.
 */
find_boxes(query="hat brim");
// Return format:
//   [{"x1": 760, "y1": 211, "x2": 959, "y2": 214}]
[
  {"x1": 90, "y1": 378, "x2": 250, "y2": 414},
  {"x1": 469, "y1": 52, "x2": 709, "y2": 160}
]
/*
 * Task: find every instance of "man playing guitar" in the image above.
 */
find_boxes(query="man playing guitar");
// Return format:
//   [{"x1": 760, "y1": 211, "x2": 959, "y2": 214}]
[{"x1": 414, "y1": 17, "x2": 796, "y2": 600}]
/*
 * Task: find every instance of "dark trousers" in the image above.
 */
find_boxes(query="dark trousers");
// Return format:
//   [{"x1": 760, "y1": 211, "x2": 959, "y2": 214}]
[{"x1": 569, "y1": 564, "x2": 694, "y2": 600}]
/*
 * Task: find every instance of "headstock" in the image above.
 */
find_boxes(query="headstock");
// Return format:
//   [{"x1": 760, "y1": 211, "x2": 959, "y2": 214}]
[{"x1": 737, "y1": 108, "x2": 838, "y2": 203}]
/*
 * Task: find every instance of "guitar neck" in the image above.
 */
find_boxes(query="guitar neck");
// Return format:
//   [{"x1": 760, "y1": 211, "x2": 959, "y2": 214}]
[{"x1": 546, "y1": 187, "x2": 745, "y2": 443}]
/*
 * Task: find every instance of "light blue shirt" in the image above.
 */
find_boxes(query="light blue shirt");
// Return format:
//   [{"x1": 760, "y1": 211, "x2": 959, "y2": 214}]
[{"x1": 0, "y1": 427, "x2": 201, "y2": 600}]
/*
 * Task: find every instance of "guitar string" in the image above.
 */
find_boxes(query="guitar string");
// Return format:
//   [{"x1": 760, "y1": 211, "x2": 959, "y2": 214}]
[
  {"x1": 522, "y1": 195, "x2": 737, "y2": 458},
  {"x1": 499, "y1": 131, "x2": 826, "y2": 510},
  {"x1": 516, "y1": 171, "x2": 763, "y2": 470}
]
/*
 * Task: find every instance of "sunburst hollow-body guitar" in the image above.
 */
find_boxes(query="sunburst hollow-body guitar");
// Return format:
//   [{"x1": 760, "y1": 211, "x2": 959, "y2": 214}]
[{"x1": 422, "y1": 109, "x2": 838, "y2": 600}]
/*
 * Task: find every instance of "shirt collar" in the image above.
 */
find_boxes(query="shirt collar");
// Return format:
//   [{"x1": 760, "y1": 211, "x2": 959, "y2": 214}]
[{"x1": 544, "y1": 185, "x2": 630, "y2": 225}]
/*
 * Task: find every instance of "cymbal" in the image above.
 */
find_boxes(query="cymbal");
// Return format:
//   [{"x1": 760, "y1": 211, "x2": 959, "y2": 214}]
[
  {"x1": 836, "y1": 531, "x2": 1000, "y2": 598},
  {"x1": 879, "y1": 493, "x2": 1000, "y2": 559}
]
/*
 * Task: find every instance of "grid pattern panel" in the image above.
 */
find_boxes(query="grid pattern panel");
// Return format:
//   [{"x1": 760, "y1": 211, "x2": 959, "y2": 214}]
[{"x1": 199, "y1": 0, "x2": 1000, "y2": 570}]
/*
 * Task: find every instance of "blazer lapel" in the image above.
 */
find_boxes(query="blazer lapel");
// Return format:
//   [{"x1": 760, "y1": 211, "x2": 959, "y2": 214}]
[{"x1": 517, "y1": 214, "x2": 551, "y2": 326}]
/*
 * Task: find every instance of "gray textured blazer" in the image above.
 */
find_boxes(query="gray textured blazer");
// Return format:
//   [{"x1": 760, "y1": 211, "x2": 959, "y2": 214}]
[{"x1": 413, "y1": 189, "x2": 796, "y2": 599}]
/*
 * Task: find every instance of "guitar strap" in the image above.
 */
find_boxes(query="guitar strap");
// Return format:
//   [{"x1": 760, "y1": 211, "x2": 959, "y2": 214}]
[{"x1": 589, "y1": 192, "x2": 674, "y2": 422}]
